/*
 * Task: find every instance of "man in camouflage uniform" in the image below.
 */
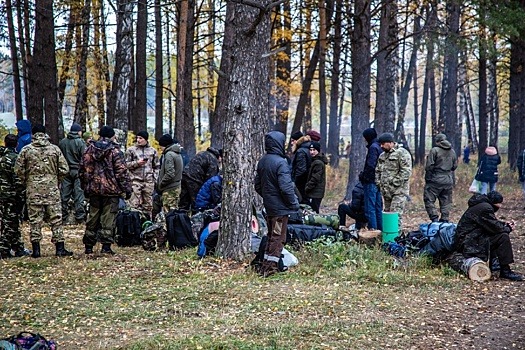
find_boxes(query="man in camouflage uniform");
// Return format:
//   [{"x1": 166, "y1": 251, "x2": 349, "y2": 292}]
[
  {"x1": 0, "y1": 134, "x2": 28, "y2": 258},
  {"x1": 59, "y1": 123, "x2": 86, "y2": 223},
  {"x1": 157, "y1": 134, "x2": 183, "y2": 212},
  {"x1": 125, "y1": 131, "x2": 159, "y2": 217},
  {"x1": 424, "y1": 133, "x2": 457, "y2": 223},
  {"x1": 14, "y1": 124, "x2": 73, "y2": 258},
  {"x1": 375, "y1": 133, "x2": 412, "y2": 231},
  {"x1": 79, "y1": 126, "x2": 132, "y2": 255}
]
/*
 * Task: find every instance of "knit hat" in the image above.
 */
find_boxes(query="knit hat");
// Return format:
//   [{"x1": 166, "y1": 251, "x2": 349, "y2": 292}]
[
  {"x1": 82, "y1": 131, "x2": 92, "y2": 142},
  {"x1": 158, "y1": 134, "x2": 174, "y2": 147},
  {"x1": 32, "y1": 124, "x2": 46, "y2": 134},
  {"x1": 435, "y1": 133, "x2": 447, "y2": 142},
  {"x1": 362, "y1": 128, "x2": 377, "y2": 143},
  {"x1": 4, "y1": 134, "x2": 17, "y2": 148},
  {"x1": 377, "y1": 132, "x2": 394, "y2": 144},
  {"x1": 291, "y1": 131, "x2": 303, "y2": 141},
  {"x1": 487, "y1": 191, "x2": 503, "y2": 205},
  {"x1": 99, "y1": 125, "x2": 115, "y2": 138},
  {"x1": 307, "y1": 130, "x2": 321, "y2": 142},
  {"x1": 136, "y1": 131, "x2": 149, "y2": 140},
  {"x1": 309, "y1": 141, "x2": 321, "y2": 153},
  {"x1": 70, "y1": 123, "x2": 82, "y2": 132}
]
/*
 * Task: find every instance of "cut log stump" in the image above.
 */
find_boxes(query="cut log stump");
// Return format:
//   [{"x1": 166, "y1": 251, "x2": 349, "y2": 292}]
[
  {"x1": 358, "y1": 230, "x2": 381, "y2": 247},
  {"x1": 446, "y1": 252, "x2": 491, "y2": 282}
]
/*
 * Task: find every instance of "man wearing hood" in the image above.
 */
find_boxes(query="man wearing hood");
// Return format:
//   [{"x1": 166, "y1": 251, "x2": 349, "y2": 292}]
[
  {"x1": 179, "y1": 146, "x2": 222, "y2": 210},
  {"x1": 156, "y1": 134, "x2": 183, "y2": 212},
  {"x1": 291, "y1": 133, "x2": 312, "y2": 204},
  {"x1": 424, "y1": 133, "x2": 458, "y2": 222},
  {"x1": 359, "y1": 127, "x2": 383, "y2": 230},
  {"x1": 125, "y1": 131, "x2": 159, "y2": 217},
  {"x1": 14, "y1": 124, "x2": 73, "y2": 258},
  {"x1": 59, "y1": 123, "x2": 87, "y2": 223},
  {"x1": 255, "y1": 131, "x2": 299, "y2": 277},
  {"x1": 79, "y1": 126, "x2": 132, "y2": 255},
  {"x1": 15, "y1": 119, "x2": 32, "y2": 153},
  {"x1": 305, "y1": 141, "x2": 328, "y2": 213},
  {"x1": 454, "y1": 191, "x2": 523, "y2": 281}
]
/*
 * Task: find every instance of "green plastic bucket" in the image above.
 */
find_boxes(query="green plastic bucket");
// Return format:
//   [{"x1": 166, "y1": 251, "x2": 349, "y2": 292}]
[{"x1": 382, "y1": 211, "x2": 399, "y2": 243}]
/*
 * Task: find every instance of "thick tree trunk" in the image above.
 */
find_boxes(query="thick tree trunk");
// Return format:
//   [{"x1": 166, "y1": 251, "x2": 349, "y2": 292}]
[
  {"x1": 487, "y1": 44, "x2": 499, "y2": 149},
  {"x1": 206, "y1": 0, "x2": 216, "y2": 143},
  {"x1": 318, "y1": 0, "x2": 329, "y2": 151},
  {"x1": 154, "y1": 0, "x2": 163, "y2": 140},
  {"x1": 478, "y1": 15, "x2": 488, "y2": 154},
  {"x1": 509, "y1": 37, "x2": 525, "y2": 168},
  {"x1": 345, "y1": 0, "x2": 371, "y2": 199},
  {"x1": 273, "y1": 2, "x2": 292, "y2": 134},
  {"x1": 166, "y1": 13, "x2": 174, "y2": 135},
  {"x1": 73, "y1": 0, "x2": 92, "y2": 127},
  {"x1": 6, "y1": 0, "x2": 23, "y2": 120},
  {"x1": 216, "y1": 1, "x2": 271, "y2": 260},
  {"x1": 133, "y1": 0, "x2": 148, "y2": 133}
]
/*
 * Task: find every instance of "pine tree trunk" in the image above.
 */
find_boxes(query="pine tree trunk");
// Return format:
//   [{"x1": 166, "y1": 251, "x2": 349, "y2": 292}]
[
  {"x1": 6, "y1": 0, "x2": 23, "y2": 120},
  {"x1": 73, "y1": 0, "x2": 92, "y2": 127},
  {"x1": 154, "y1": 0, "x2": 163, "y2": 140},
  {"x1": 133, "y1": 0, "x2": 148, "y2": 133}
]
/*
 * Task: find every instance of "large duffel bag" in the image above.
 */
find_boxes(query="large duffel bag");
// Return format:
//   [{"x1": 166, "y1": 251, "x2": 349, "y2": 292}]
[
  {"x1": 166, "y1": 209, "x2": 198, "y2": 249},
  {"x1": 286, "y1": 224, "x2": 337, "y2": 244}
]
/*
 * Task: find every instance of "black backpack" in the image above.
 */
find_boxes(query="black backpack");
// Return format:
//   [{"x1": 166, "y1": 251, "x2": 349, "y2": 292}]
[
  {"x1": 115, "y1": 209, "x2": 143, "y2": 246},
  {"x1": 166, "y1": 209, "x2": 198, "y2": 249}
]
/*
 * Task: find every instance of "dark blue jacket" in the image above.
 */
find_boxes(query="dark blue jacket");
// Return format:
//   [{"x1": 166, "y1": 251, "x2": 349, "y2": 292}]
[
  {"x1": 475, "y1": 147, "x2": 500, "y2": 183},
  {"x1": 255, "y1": 131, "x2": 300, "y2": 216},
  {"x1": 16, "y1": 120, "x2": 32, "y2": 153},
  {"x1": 195, "y1": 175, "x2": 222, "y2": 210},
  {"x1": 360, "y1": 139, "x2": 382, "y2": 184}
]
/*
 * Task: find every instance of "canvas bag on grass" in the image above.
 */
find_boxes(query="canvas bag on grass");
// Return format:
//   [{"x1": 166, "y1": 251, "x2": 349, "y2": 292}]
[{"x1": 468, "y1": 179, "x2": 482, "y2": 194}]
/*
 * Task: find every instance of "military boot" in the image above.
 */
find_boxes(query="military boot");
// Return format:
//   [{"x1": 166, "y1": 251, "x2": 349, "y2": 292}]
[
  {"x1": 84, "y1": 245, "x2": 94, "y2": 254},
  {"x1": 500, "y1": 267, "x2": 524, "y2": 282},
  {"x1": 31, "y1": 242, "x2": 41, "y2": 258},
  {"x1": 101, "y1": 243, "x2": 115, "y2": 255},
  {"x1": 55, "y1": 242, "x2": 74, "y2": 257}
]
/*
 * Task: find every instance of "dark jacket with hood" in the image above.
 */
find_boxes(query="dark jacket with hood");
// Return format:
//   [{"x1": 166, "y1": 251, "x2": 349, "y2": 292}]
[
  {"x1": 182, "y1": 147, "x2": 220, "y2": 196},
  {"x1": 157, "y1": 143, "x2": 183, "y2": 193},
  {"x1": 59, "y1": 131, "x2": 86, "y2": 171},
  {"x1": 195, "y1": 174, "x2": 222, "y2": 209},
  {"x1": 475, "y1": 146, "x2": 500, "y2": 183},
  {"x1": 454, "y1": 194, "x2": 511, "y2": 262},
  {"x1": 424, "y1": 134, "x2": 458, "y2": 186},
  {"x1": 305, "y1": 152, "x2": 328, "y2": 199},
  {"x1": 255, "y1": 131, "x2": 300, "y2": 216},
  {"x1": 291, "y1": 135, "x2": 312, "y2": 194},
  {"x1": 79, "y1": 138, "x2": 132, "y2": 197},
  {"x1": 15, "y1": 120, "x2": 32, "y2": 153},
  {"x1": 360, "y1": 132, "x2": 382, "y2": 184}
]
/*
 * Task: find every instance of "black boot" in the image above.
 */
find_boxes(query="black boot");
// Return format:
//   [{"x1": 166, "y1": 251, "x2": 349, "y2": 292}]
[
  {"x1": 500, "y1": 267, "x2": 524, "y2": 281},
  {"x1": 84, "y1": 245, "x2": 94, "y2": 254},
  {"x1": 55, "y1": 242, "x2": 73, "y2": 257},
  {"x1": 31, "y1": 242, "x2": 41, "y2": 258},
  {"x1": 101, "y1": 243, "x2": 115, "y2": 255}
]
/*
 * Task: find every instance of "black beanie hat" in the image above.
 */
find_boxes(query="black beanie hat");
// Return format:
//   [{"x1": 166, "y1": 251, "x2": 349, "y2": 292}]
[
  {"x1": 362, "y1": 128, "x2": 377, "y2": 142},
  {"x1": 99, "y1": 125, "x2": 115, "y2": 138},
  {"x1": 487, "y1": 191, "x2": 503, "y2": 205},
  {"x1": 32, "y1": 124, "x2": 46, "y2": 134},
  {"x1": 377, "y1": 132, "x2": 394, "y2": 144},
  {"x1": 137, "y1": 131, "x2": 149, "y2": 140},
  {"x1": 70, "y1": 123, "x2": 82, "y2": 132},
  {"x1": 291, "y1": 131, "x2": 303, "y2": 141},
  {"x1": 4, "y1": 134, "x2": 18, "y2": 148},
  {"x1": 309, "y1": 141, "x2": 321, "y2": 153},
  {"x1": 158, "y1": 134, "x2": 174, "y2": 147}
]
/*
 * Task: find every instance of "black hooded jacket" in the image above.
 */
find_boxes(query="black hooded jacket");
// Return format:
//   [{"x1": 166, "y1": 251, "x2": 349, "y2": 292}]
[
  {"x1": 255, "y1": 131, "x2": 300, "y2": 216},
  {"x1": 454, "y1": 194, "x2": 511, "y2": 261}
]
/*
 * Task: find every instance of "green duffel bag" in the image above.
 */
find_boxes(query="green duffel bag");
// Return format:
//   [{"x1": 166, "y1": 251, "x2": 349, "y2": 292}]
[{"x1": 303, "y1": 214, "x2": 340, "y2": 230}]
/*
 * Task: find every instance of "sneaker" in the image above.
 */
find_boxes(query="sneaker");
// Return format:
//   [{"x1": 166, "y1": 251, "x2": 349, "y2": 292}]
[
  {"x1": 14, "y1": 248, "x2": 31, "y2": 257},
  {"x1": 500, "y1": 269, "x2": 524, "y2": 282}
]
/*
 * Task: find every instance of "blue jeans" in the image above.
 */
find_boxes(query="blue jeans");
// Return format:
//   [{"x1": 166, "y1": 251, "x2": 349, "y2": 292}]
[
  {"x1": 480, "y1": 182, "x2": 496, "y2": 195},
  {"x1": 363, "y1": 183, "x2": 383, "y2": 230}
]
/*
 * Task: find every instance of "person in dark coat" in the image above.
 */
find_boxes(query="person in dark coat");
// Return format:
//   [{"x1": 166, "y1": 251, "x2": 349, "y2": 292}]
[
  {"x1": 15, "y1": 119, "x2": 32, "y2": 153},
  {"x1": 454, "y1": 191, "x2": 523, "y2": 281},
  {"x1": 305, "y1": 141, "x2": 328, "y2": 213},
  {"x1": 359, "y1": 128, "x2": 383, "y2": 230},
  {"x1": 291, "y1": 134, "x2": 312, "y2": 204},
  {"x1": 463, "y1": 142, "x2": 471, "y2": 164},
  {"x1": 338, "y1": 181, "x2": 368, "y2": 230},
  {"x1": 195, "y1": 174, "x2": 223, "y2": 211},
  {"x1": 423, "y1": 133, "x2": 458, "y2": 222},
  {"x1": 179, "y1": 147, "x2": 221, "y2": 210},
  {"x1": 255, "y1": 131, "x2": 299, "y2": 277},
  {"x1": 475, "y1": 146, "x2": 501, "y2": 194}
]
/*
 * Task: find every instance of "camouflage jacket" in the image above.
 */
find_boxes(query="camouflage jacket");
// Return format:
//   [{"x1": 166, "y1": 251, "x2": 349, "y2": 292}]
[
  {"x1": 0, "y1": 146, "x2": 24, "y2": 200},
  {"x1": 125, "y1": 144, "x2": 159, "y2": 182},
  {"x1": 375, "y1": 143, "x2": 412, "y2": 197},
  {"x1": 14, "y1": 133, "x2": 69, "y2": 204},
  {"x1": 79, "y1": 138, "x2": 132, "y2": 197},
  {"x1": 182, "y1": 147, "x2": 220, "y2": 189}
]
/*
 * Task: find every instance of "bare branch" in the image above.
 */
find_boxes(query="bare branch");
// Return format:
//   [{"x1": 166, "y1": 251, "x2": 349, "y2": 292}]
[{"x1": 261, "y1": 46, "x2": 287, "y2": 58}]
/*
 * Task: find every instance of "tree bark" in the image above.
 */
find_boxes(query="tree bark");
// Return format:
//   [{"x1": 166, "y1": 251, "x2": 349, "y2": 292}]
[
  {"x1": 73, "y1": 0, "x2": 92, "y2": 127},
  {"x1": 509, "y1": 37, "x2": 525, "y2": 168},
  {"x1": 273, "y1": 2, "x2": 292, "y2": 134},
  {"x1": 154, "y1": 0, "x2": 163, "y2": 140},
  {"x1": 6, "y1": 0, "x2": 23, "y2": 120},
  {"x1": 133, "y1": 0, "x2": 148, "y2": 133},
  {"x1": 318, "y1": 0, "x2": 329, "y2": 151}
]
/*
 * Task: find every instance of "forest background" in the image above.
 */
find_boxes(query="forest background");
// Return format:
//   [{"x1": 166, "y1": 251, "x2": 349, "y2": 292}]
[{"x1": 1, "y1": 0, "x2": 525, "y2": 259}]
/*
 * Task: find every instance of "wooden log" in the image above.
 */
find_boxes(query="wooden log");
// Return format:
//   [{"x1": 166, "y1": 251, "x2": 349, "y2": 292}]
[
  {"x1": 446, "y1": 252, "x2": 491, "y2": 282},
  {"x1": 357, "y1": 229, "x2": 381, "y2": 247}
]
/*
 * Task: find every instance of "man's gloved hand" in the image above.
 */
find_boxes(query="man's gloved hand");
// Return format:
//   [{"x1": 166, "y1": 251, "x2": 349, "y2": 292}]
[{"x1": 125, "y1": 192, "x2": 132, "y2": 200}]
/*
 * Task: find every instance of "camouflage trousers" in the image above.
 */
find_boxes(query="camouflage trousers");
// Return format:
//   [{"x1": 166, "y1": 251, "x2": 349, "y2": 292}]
[
  {"x1": 61, "y1": 172, "x2": 86, "y2": 220},
  {"x1": 0, "y1": 200, "x2": 24, "y2": 253},
  {"x1": 27, "y1": 202, "x2": 64, "y2": 243},
  {"x1": 129, "y1": 180, "x2": 154, "y2": 216},
  {"x1": 83, "y1": 196, "x2": 119, "y2": 246},
  {"x1": 382, "y1": 193, "x2": 407, "y2": 230},
  {"x1": 162, "y1": 187, "x2": 181, "y2": 212},
  {"x1": 423, "y1": 183, "x2": 453, "y2": 222}
]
